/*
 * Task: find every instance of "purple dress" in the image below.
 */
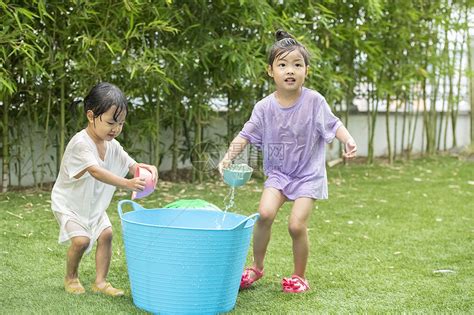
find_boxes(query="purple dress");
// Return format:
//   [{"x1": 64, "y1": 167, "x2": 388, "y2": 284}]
[{"x1": 239, "y1": 87, "x2": 342, "y2": 200}]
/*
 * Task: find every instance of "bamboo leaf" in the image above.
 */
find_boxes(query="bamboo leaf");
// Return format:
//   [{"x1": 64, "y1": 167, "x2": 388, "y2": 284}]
[
  {"x1": 102, "y1": 40, "x2": 115, "y2": 55},
  {"x1": 0, "y1": 76, "x2": 16, "y2": 94},
  {"x1": 16, "y1": 7, "x2": 38, "y2": 21},
  {"x1": 125, "y1": 13, "x2": 134, "y2": 39}
]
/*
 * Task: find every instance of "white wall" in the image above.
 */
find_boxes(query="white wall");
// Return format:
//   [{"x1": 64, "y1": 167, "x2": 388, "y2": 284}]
[
  {"x1": 1, "y1": 112, "x2": 471, "y2": 187},
  {"x1": 333, "y1": 112, "x2": 471, "y2": 158}
]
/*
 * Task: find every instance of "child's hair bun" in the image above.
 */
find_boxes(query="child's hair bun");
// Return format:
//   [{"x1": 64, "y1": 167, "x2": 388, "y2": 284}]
[
  {"x1": 275, "y1": 29, "x2": 294, "y2": 41},
  {"x1": 268, "y1": 29, "x2": 310, "y2": 66}
]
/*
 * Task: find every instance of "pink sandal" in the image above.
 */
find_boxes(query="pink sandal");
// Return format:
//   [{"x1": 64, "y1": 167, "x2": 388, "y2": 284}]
[
  {"x1": 281, "y1": 275, "x2": 310, "y2": 293},
  {"x1": 240, "y1": 267, "x2": 264, "y2": 289}
]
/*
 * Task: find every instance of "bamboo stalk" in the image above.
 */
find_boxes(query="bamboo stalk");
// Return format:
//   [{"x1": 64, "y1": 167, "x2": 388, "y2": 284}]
[
  {"x1": 26, "y1": 100, "x2": 38, "y2": 187},
  {"x1": 406, "y1": 88, "x2": 413, "y2": 159},
  {"x1": 155, "y1": 94, "x2": 161, "y2": 168},
  {"x1": 422, "y1": 61, "x2": 432, "y2": 155},
  {"x1": 59, "y1": 77, "x2": 66, "y2": 171},
  {"x1": 368, "y1": 83, "x2": 378, "y2": 164},
  {"x1": 452, "y1": 10, "x2": 467, "y2": 148},
  {"x1": 437, "y1": 56, "x2": 448, "y2": 150},
  {"x1": 171, "y1": 103, "x2": 178, "y2": 182},
  {"x1": 39, "y1": 88, "x2": 52, "y2": 189},
  {"x1": 409, "y1": 87, "x2": 420, "y2": 159},
  {"x1": 194, "y1": 103, "x2": 203, "y2": 183},
  {"x1": 367, "y1": 83, "x2": 373, "y2": 164},
  {"x1": 386, "y1": 93, "x2": 392, "y2": 163},
  {"x1": 468, "y1": 14, "x2": 474, "y2": 142},
  {"x1": 2, "y1": 94, "x2": 10, "y2": 192},
  {"x1": 393, "y1": 95, "x2": 399, "y2": 161},
  {"x1": 444, "y1": 46, "x2": 454, "y2": 150}
]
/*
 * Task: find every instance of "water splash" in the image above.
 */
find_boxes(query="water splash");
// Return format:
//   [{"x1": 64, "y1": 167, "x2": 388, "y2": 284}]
[{"x1": 221, "y1": 186, "x2": 236, "y2": 227}]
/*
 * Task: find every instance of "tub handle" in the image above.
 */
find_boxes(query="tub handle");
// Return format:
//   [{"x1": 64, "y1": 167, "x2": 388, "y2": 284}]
[
  {"x1": 231, "y1": 213, "x2": 260, "y2": 230},
  {"x1": 118, "y1": 200, "x2": 144, "y2": 218}
]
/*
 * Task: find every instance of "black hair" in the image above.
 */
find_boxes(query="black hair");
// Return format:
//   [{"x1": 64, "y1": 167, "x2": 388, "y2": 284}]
[
  {"x1": 268, "y1": 30, "x2": 310, "y2": 66},
  {"x1": 71, "y1": 82, "x2": 128, "y2": 121}
]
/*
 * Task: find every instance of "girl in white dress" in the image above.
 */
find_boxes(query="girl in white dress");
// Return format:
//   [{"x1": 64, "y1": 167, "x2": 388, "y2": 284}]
[{"x1": 51, "y1": 82, "x2": 158, "y2": 296}]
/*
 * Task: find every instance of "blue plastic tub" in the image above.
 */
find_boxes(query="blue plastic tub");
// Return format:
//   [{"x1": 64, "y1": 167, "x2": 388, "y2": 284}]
[{"x1": 118, "y1": 200, "x2": 258, "y2": 314}]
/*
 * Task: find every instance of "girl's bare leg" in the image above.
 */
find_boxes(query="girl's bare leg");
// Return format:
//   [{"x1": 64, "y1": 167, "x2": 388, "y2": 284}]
[
  {"x1": 93, "y1": 227, "x2": 123, "y2": 296},
  {"x1": 94, "y1": 227, "x2": 113, "y2": 286},
  {"x1": 252, "y1": 187, "x2": 286, "y2": 273},
  {"x1": 288, "y1": 197, "x2": 314, "y2": 278},
  {"x1": 66, "y1": 236, "x2": 90, "y2": 280}
]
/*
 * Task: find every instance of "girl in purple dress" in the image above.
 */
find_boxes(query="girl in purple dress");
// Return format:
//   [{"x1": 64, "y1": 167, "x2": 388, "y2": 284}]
[{"x1": 218, "y1": 30, "x2": 357, "y2": 293}]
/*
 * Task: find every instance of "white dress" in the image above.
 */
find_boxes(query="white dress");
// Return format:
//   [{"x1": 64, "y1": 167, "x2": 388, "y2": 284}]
[{"x1": 51, "y1": 129, "x2": 135, "y2": 254}]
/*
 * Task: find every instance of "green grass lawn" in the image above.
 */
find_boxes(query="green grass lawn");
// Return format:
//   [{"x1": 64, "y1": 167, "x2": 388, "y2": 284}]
[{"x1": 1, "y1": 156, "x2": 473, "y2": 314}]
